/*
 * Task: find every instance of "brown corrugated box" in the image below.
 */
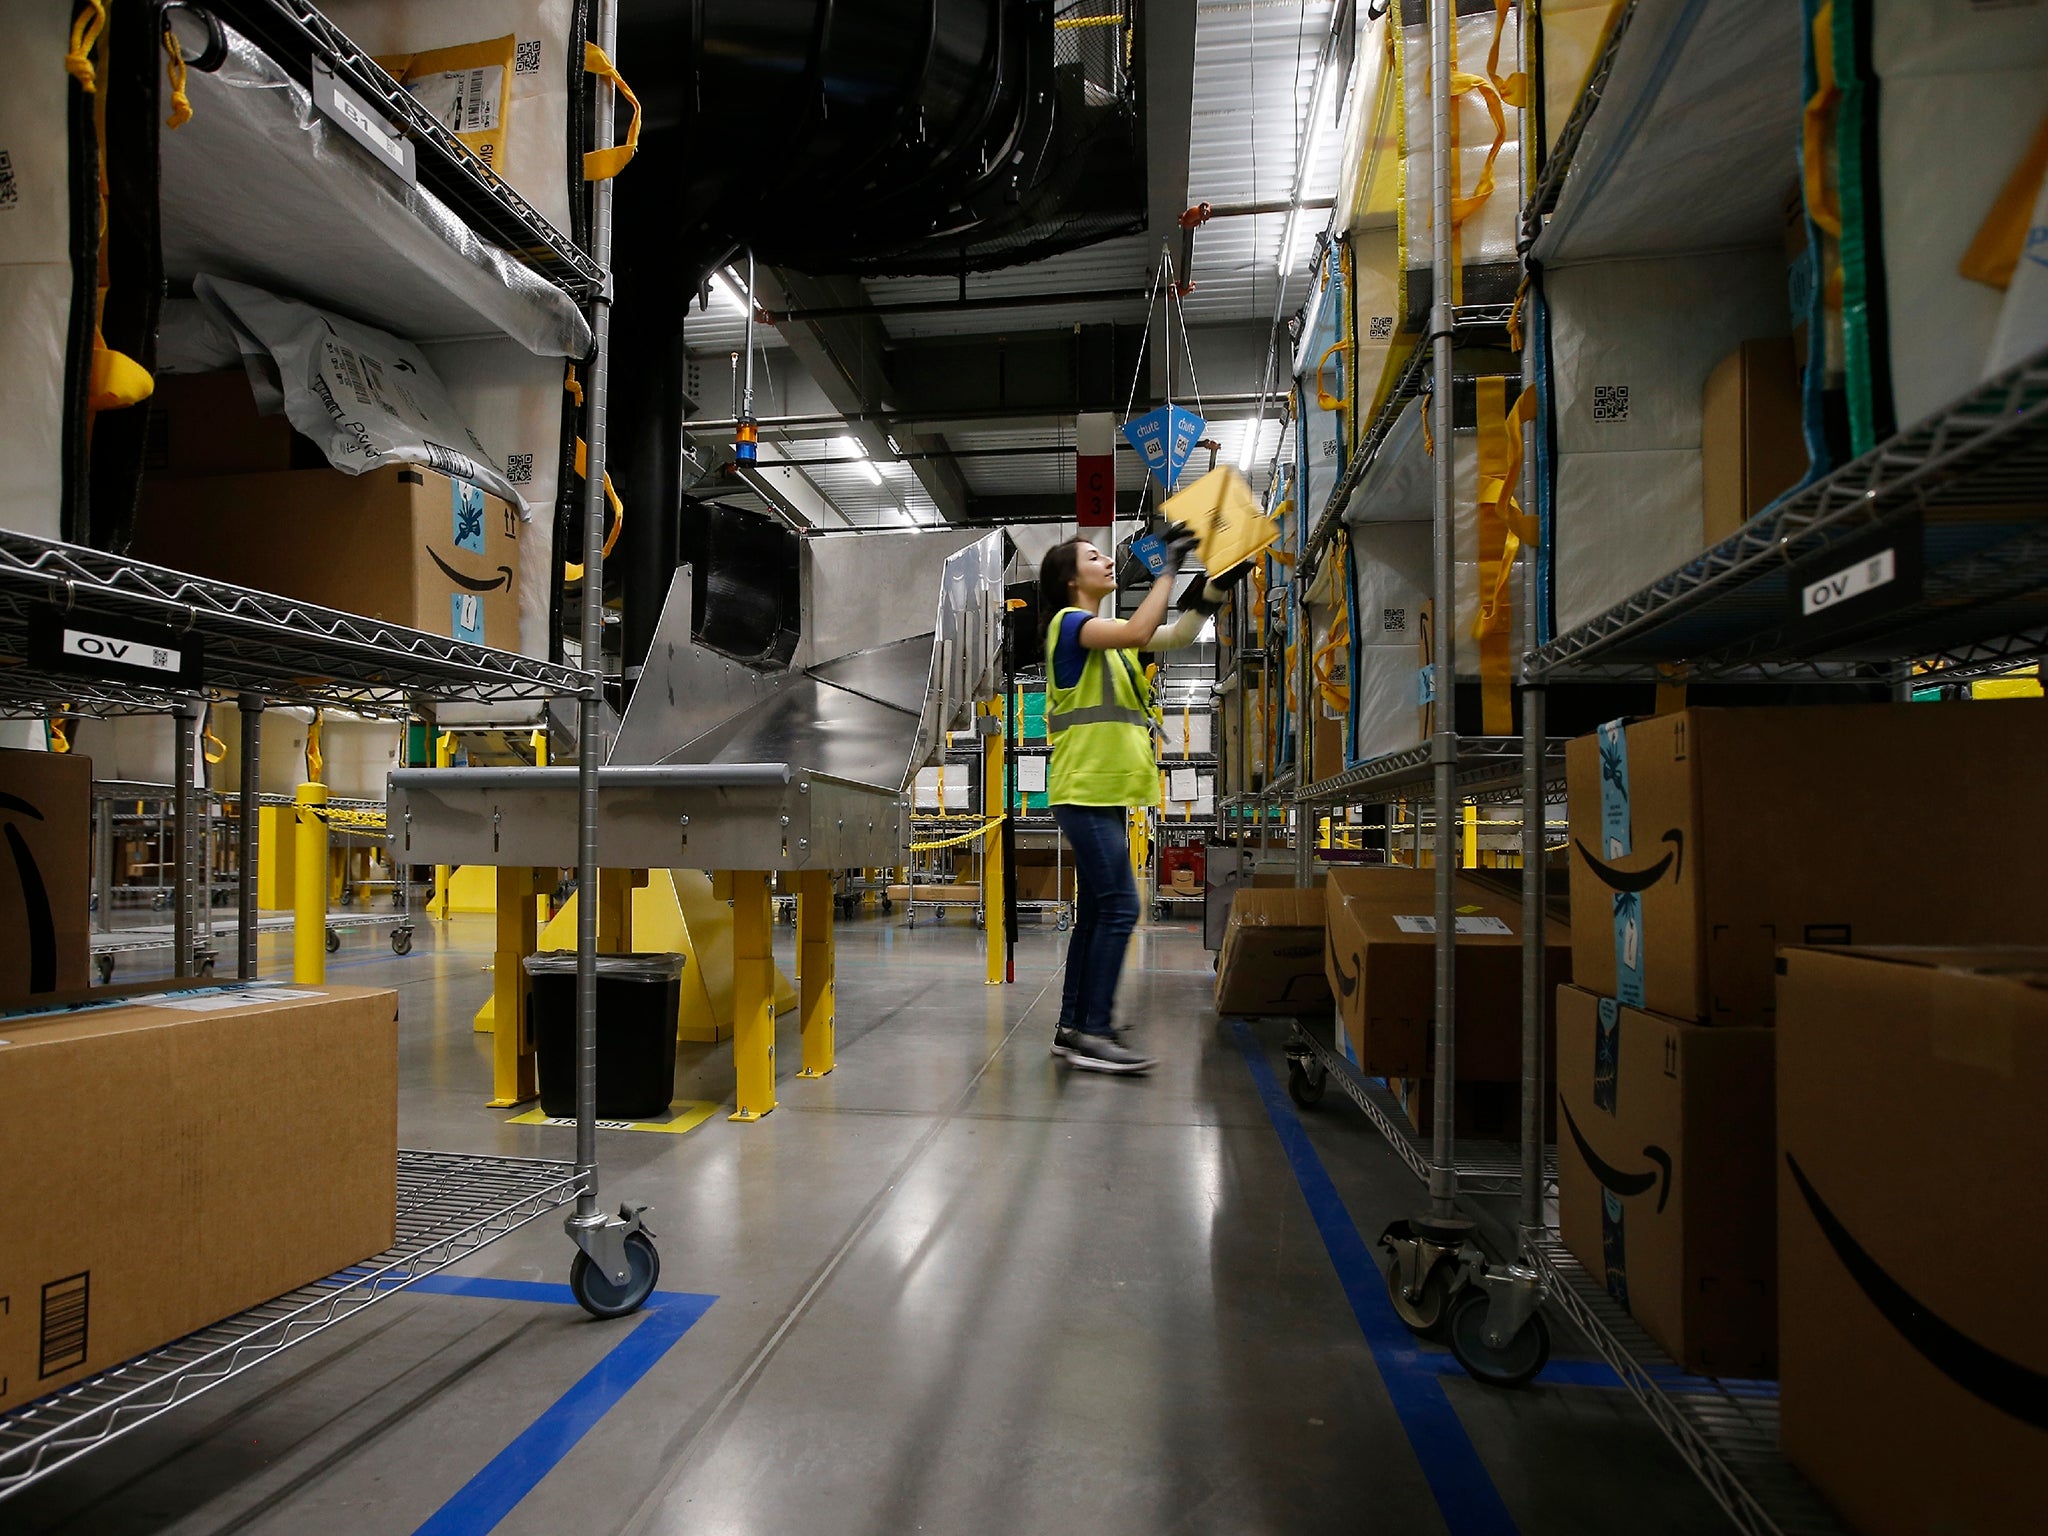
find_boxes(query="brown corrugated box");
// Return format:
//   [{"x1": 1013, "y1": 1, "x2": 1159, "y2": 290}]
[
  {"x1": 134, "y1": 466, "x2": 522, "y2": 651},
  {"x1": 1565, "y1": 705, "x2": 2048, "y2": 1025},
  {"x1": 1322, "y1": 865, "x2": 1570, "y2": 1079},
  {"x1": 0, "y1": 748, "x2": 92, "y2": 1012},
  {"x1": 1701, "y1": 337, "x2": 1804, "y2": 546},
  {"x1": 144, "y1": 370, "x2": 324, "y2": 479},
  {"x1": 1776, "y1": 945, "x2": 2048, "y2": 1536},
  {"x1": 1555, "y1": 985, "x2": 1776, "y2": 1378},
  {"x1": 0, "y1": 986, "x2": 398, "y2": 1413},
  {"x1": 1010, "y1": 848, "x2": 1074, "y2": 904},
  {"x1": 1214, "y1": 887, "x2": 1331, "y2": 1016}
]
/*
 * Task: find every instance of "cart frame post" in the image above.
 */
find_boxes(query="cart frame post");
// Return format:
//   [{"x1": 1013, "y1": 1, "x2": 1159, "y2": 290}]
[{"x1": 238, "y1": 695, "x2": 262, "y2": 980}]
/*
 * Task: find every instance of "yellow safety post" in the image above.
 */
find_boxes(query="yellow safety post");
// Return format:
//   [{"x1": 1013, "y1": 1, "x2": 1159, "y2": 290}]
[
  {"x1": 729, "y1": 871, "x2": 776, "y2": 1121},
  {"x1": 1128, "y1": 807, "x2": 1149, "y2": 915},
  {"x1": 1463, "y1": 803, "x2": 1480, "y2": 869},
  {"x1": 293, "y1": 782, "x2": 327, "y2": 983},
  {"x1": 430, "y1": 729, "x2": 455, "y2": 918},
  {"x1": 597, "y1": 868, "x2": 643, "y2": 952},
  {"x1": 796, "y1": 868, "x2": 835, "y2": 1077},
  {"x1": 486, "y1": 866, "x2": 540, "y2": 1105},
  {"x1": 980, "y1": 699, "x2": 1005, "y2": 985}
]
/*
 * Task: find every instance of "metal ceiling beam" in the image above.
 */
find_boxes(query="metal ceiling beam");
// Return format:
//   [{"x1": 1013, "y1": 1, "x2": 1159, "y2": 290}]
[
  {"x1": 760, "y1": 288, "x2": 1149, "y2": 325},
  {"x1": 1142, "y1": 0, "x2": 1198, "y2": 400},
  {"x1": 957, "y1": 492, "x2": 1150, "y2": 525}
]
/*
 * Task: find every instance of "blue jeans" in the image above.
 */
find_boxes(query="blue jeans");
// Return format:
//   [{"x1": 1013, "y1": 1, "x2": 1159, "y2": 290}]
[{"x1": 1052, "y1": 804, "x2": 1139, "y2": 1037}]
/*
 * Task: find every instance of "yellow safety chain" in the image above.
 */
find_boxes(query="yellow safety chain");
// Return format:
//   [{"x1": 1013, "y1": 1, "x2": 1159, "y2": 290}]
[{"x1": 907, "y1": 815, "x2": 1006, "y2": 853}]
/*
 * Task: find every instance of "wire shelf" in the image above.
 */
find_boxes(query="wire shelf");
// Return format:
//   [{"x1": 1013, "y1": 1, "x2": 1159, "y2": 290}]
[
  {"x1": 1294, "y1": 736, "x2": 1565, "y2": 808},
  {"x1": 208, "y1": 0, "x2": 604, "y2": 300},
  {"x1": 1530, "y1": 348, "x2": 2048, "y2": 683},
  {"x1": 1529, "y1": 1239, "x2": 1845, "y2": 1536},
  {"x1": 1290, "y1": 1025, "x2": 1555, "y2": 1199},
  {"x1": 0, "y1": 532, "x2": 595, "y2": 714},
  {"x1": 0, "y1": 1150, "x2": 582, "y2": 1501}
]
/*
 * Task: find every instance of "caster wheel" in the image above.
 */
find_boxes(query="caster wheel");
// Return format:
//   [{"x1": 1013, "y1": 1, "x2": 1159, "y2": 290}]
[
  {"x1": 198, "y1": 955, "x2": 216, "y2": 976},
  {"x1": 338, "y1": 888, "x2": 354, "y2": 908},
  {"x1": 96, "y1": 954, "x2": 116, "y2": 983},
  {"x1": 1384, "y1": 1259, "x2": 1453, "y2": 1337},
  {"x1": 882, "y1": 897, "x2": 894, "y2": 914},
  {"x1": 325, "y1": 928, "x2": 341, "y2": 953},
  {"x1": 1056, "y1": 915, "x2": 1070, "y2": 931},
  {"x1": 1287, "y1": 1060, "x2": 1326, "y2": 1109},
  {"x1": 153, "y1": 891, "x2": 170, "y2": 911},
  {"x1": 391, "y1": 928, "x2": 414, "y2": 956},
  {"x1": 973, "y1": 908, "x2": 985, "y2": 929},
  {"x1": 1446, "y1": 1289, "x2": 1551, "y2": 1388},
  {"x1": 569, "y1": 1230, "x2": 660, "y2": 1319}
]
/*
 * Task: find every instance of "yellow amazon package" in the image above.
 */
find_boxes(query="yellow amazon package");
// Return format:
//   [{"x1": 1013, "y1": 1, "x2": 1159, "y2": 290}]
[
  {"x1": 1161, "y1": 465, "x2": 1280, "y2": 579},
  {"x1": 377, "y1": 35, "x2": 516, "y2": 174}
]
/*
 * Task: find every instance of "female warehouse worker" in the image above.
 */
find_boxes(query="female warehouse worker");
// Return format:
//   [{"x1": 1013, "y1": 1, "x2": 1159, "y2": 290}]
[{"x1": 1039, "y1": 532, "x2": 1224, "y2": 1074}]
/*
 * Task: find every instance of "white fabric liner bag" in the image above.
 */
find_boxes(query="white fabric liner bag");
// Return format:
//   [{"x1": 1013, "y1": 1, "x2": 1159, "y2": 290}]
[
  {"x1": 0, "y1": 0, "x2": 78, "y2": 539},
  {"x1": 1348, "y1": 520, "x2": 1433, "y2": 762}
]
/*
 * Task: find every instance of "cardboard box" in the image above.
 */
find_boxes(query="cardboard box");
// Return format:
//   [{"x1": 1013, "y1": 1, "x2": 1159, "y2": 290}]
[
  {"x1": 1701, "y1": 338, "x2": 1804, "y2": 546},
  {"x1": 1556, "y1": 985, "x2": 1776, "y2": 1377},
  {"x1": 1388, "y1": 1076, "x2": 1536, "y2": 1140},
  {"x1": 1776, "y1": 946, "x2": 2048, "y2": 1536},
  {"x1": 1214, "y1": 887, "x2": 1331, "y2": 1016},
  {"x1": 1565, "y1": 705, "x2": 2048, "y2": 1025},
  {"x1": 1312, "y1": 709, "x2": 1344, "y2": 785},
  {"x1": 1010, "y1": 847, "x2": 1074, "y2": 904},
  {"x1": 134, "y1": 466, "x2": 522, "y2": 650},
  {"x1": 0, "y1": 748, "x2": 91, "y2": 1011},
  {"x1": 0, "y1": 986, "x2": 398, "y2": 1412},
  {"x1": 1323, "y1": 865, "x2": 1570, "y2": 1079},
  {"x1": 144, "y1": 370, "x2": 319, "y2": 479}
]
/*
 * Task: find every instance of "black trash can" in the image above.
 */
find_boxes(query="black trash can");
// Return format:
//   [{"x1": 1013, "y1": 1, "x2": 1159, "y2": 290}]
[{"x1": 523, "y1": 952, "x2": 685, "y2": 1120}]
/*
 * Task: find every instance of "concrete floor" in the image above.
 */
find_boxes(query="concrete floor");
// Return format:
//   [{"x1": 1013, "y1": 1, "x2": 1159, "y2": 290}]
[{"x1": 14, "y1": 910, "x2": 1730, "y2": 1536}]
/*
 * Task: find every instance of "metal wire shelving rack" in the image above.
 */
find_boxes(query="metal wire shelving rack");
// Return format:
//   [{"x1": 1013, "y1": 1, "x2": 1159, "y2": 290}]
[{"x1": 0, "y1": 0, "x2": 648, "y2": 1501}]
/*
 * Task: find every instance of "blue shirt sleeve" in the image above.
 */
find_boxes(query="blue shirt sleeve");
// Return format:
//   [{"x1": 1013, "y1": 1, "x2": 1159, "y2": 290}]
[{"x1": 1052, "y1": 611, "x2": 1089, "y2": 690}]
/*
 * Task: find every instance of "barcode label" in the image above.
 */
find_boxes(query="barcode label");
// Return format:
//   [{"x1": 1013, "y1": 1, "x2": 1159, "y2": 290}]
[
  {"x1": 1368, "y1": 314, "x2": 1393, "y2": 340},
  {"x1": 515, "y1": 39, "x2": 543, "y2": 74},
  {"x1": 0, "y1": 149, "x2": 18, "y2": 211},
  {"x1": 403, "y1": 67, "x2": 503, "y2": 135},
  {"x1": 1381, "y1": 606, "x2": 1406, "y2": 634},
  {"x1": 1592, "y1": 384, "x2": 1630, "y2": 423},
  {"x1": 506, "y1": 453, "x2": 534, "y2": 484},
  {"x1": 325, "y1": 340, "x2": 372, "y2": 406},
  {"x1": 423, "y1": 440, "x2": 482, "y2": 484},
  {"x1": 40, "y1": 1273, "x2": 88, "y2": 1378}
]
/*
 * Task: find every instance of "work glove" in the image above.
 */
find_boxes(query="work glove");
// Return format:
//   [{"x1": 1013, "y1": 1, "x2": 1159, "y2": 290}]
[
  {"x1": 1158, "y1": 526, "x2": 1200, "y2": 578},
  {"x1": 1181, "y1": 577, "x2": 1228, "y2": 617}
]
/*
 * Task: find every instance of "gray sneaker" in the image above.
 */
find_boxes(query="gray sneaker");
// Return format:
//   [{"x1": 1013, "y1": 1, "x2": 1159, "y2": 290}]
[
  {"x1": 1051, "y1": 1026, "x2": 1084, "y2": 1059},
  {"x1": 1062, "y1": 1029, "x2": 1156, "y2": 1075}
]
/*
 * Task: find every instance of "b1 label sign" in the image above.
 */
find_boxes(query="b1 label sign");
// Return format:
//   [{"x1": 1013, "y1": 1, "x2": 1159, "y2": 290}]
[{"x1": 27, "y1": 604, "x2": 207, "y2": 689}]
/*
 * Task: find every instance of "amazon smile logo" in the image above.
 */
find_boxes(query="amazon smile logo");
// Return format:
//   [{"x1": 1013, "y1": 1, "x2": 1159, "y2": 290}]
[
  {"x1": 1562, "y1": 1099, "x2": 1672, "y2": 1213},
  {"x1": 1332, "y1": 948, "x2": 1358, "y2": 999},
  {"x1": 1, "y1": 792, "x2": 56, "y2": 994},
  {"x1": 1787, "y1": 1155, "x2": 2048, "y2": 1428},
  {"x1": 1575, "y1": 829, "x2": 1684, "y2": 894},
  {"x1": 427, "y1": 547, "x2": 514, "y2": 593}
]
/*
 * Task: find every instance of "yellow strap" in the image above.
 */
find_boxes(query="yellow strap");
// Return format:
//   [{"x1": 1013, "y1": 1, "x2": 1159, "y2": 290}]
[
  {"x1": 562, "y1": 438, "x2": 625, "y2": 581},
  {"x1": 1487, "y1": 0, "x2": 1530, "y2": 110},
  {"x1": 1420, "y1": 391, "x2": 1435, "y2": 457},
  {"x1": 1802, "y1": 4, "x2": 1843, "y2": 240},
  {"x1": 1447, "y1": 71, "x2": 1508, "y2": 229},
  {"x1": 306, "y1": 710, "x2": 325, "y2": 785},
  {"x1": 164, "y1": 28, "x2": 193, "y2": 129},
  {"x1": 1316, "y1": 340, "x2": 1352, "y2": 411},
  {"x1": 202, "y1": 724, "x2": 227, "y2": 765},
  {"x1": 66, "y1": 0, "x2": 106, "y2": 92},
  {"x1": 48, "y1": 716, "x2": 71, "y2": 753},
  {"x1": 1507, "y1": 273, "x2": 1530, "y2": 352},
  {"x1": 565, "y1": 365, "x2": 586, "y2": 407},
  {"x1": 1960, "y1": 110, "x2": 2048, "y2": 289},
  {"x1": 582, "y1": 43, "x2": 642, "y2": 181},
  {"x1": 907, "y1": 815, "x2": 1005, "y2": 853},
  {"x1": 1472, "y1": 377, "x2": 1516, "y2": 735}
]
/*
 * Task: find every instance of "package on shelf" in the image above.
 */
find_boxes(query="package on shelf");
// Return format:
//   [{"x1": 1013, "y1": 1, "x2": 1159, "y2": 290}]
[
  {"x1": 1555, "y1": 985, "x2": 1776, "y2": 1378},
  {"x1": 133, "y1": 465, "x2": 523, "y2": 652},
  {"x1": 1010, "y1": 848, "x2": 1073, "y2": 904},
  {"x1": 1700, "y1": 336, "x2": 1806, "y2": 548},
  {"x1": 1159, "y1": 706, "x2": 1213, "y2": 759},
  {"x1": 1823, "y1": 1, "x2": 2048, "y2": 438},
  {"x1": 1775, "y1": 944, "x2": 2048, "y2": 1536},
  {"x1": 0, "y1": 748, "x2": 91, "y2": 1011},
  {"x1": 146, "y1": 370, "x2": 322, "y2": 479},
  {"x1": 195, "y1": 277, "x2": 527, "y2": 509},
  {"x1": 1214, "y1": 887, "x2": 1331, "y2": 1017},
  {"x1": 1543, "y1": 250, "x2": 1800, "y2": 633},
  {"x1": 912, "y1": 765, "x2": 973, "y2": 812},
  {"x1": 1564, "y1": 704, "x2": 2048, "y2": 1026},
  {"x1": 0, "y1": 986, "x2": 398, "y2": 1414},
  {"x1": 374, "y1": 35, "x2": 516, "y2": 174},
  {"x1": 1322, "y1": 864, "x2": 1568, "y2": 1080},
  {"x1": 0, "y1": 0, "x2": 78, "y2": 539}
]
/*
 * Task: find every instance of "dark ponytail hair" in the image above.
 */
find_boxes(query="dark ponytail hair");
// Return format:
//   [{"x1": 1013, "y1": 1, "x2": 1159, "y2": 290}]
[{"x1": 1038, "y1": 539, "x2": 1085, "y2": 617}]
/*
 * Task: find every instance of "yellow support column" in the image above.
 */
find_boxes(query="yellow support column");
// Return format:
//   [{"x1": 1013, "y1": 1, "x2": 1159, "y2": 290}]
[
  {"x1": 730, "y1": 871, "x2": 776, "y2": 1121},
  {"x1": 430, "y1": 729, "x2": 455, "y2": 918},
  {"x1": 1463, "y1": 804, "x2": 1479, "y2": 869},
  {"x1": 980, "y1": 699, "x2": 1005, "y2": 986},
  {"x1": 487, "y1": 866, "x2": 540, "y2": 1106},
  {"x1": 293, "y1": 782, "x2": 327, "y2": 983},
  {"x1": 597, "y1": 868, "x2": 643, "y2": 953},
  {"x1": 796, "y1": 868, "x2": 835, "y2": 1077}
]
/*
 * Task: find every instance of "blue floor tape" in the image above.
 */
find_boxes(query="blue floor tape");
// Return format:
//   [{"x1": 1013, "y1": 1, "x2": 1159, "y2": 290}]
[
  {"x1": 1230, "y1": 1018, "x2": 1522, "y2": 1536},
  {"x1": 406, "y1": 1281, "x2": 715, "y2": 1536}
]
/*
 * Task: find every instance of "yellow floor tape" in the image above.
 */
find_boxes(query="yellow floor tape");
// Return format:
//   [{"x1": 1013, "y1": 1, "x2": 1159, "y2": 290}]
[{"x1": 504, "y1": 1101, "x2": 720, "y2": 1136}]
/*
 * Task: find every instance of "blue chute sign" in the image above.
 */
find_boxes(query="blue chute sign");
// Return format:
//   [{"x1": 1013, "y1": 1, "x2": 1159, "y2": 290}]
[{"x1": 1122, "y1": 404, "x2": 1205, "y2": 489}]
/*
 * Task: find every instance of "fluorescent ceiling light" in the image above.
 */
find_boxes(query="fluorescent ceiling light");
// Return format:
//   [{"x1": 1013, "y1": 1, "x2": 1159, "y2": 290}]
[
  {"x1": 710, "y1": 269, "x2": 750, "y2": 310},
  {"x1": 837, "y1": 435, "x2": 884, "y2": 485},
  {"x1": 1236, "y1": 419, "x2": 1259, "y2": 473}
]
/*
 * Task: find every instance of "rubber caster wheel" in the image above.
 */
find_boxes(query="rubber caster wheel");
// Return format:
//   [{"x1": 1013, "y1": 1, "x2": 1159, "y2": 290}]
[
  {"x1": 569, "y1": 1230, "x2": 660, "y2": 1320},
  {"x1": 338, "y1": 887, "x2": 354, "y2": 908},
  {"x1": 882, "y1": 897, "x2": 894, "y2": 914},
  {"x1": 1447, "y1": 1289, "x2": 1551, "y2": 1388},
  {"x1": 1287, "y1": 1060, "x2": 1326, "y2": 1109},
  {"x1": 325, "y1": 928, "x2": 340, "y2": 953},
  {"x1": 1385, "y1": 1260, "x2": 1453, "y2": 1337},
  {"x1": 96, "y1": 954, "x2": 116, "y2": 983},
  {"x1": 973, "y1": 908, "x2": 985, "y2": 929},
  {"x1": 198, "y1": 955, "x2": 216, "y2": 976},
  {"x1": 391, "y1": 928, "x2": 413, "y2": 956},
  {"x1": 152, "y1": 891, "x2": 170, "y2": 911}
]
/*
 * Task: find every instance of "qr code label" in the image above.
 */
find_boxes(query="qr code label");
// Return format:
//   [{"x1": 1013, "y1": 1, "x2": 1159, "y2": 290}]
[
  {"x1": 1368, "y1": 315, "x2": 1393, "y2": 340},
  {"x1": 0, "y1": 150, "x2": 17, "y2": 211},
  {"x1": 515, "y1": 39, "x2": 543, "y2": 74},
  {"x1": 506, "y1": 453, "x2": 534, "y2": 484},
  {"x1": 1592, "y1": 384, "x2": 1630, "y2": 423},
  {"x1": 1382, "y1": 607, "x2": 1407, "y2": 634}
]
